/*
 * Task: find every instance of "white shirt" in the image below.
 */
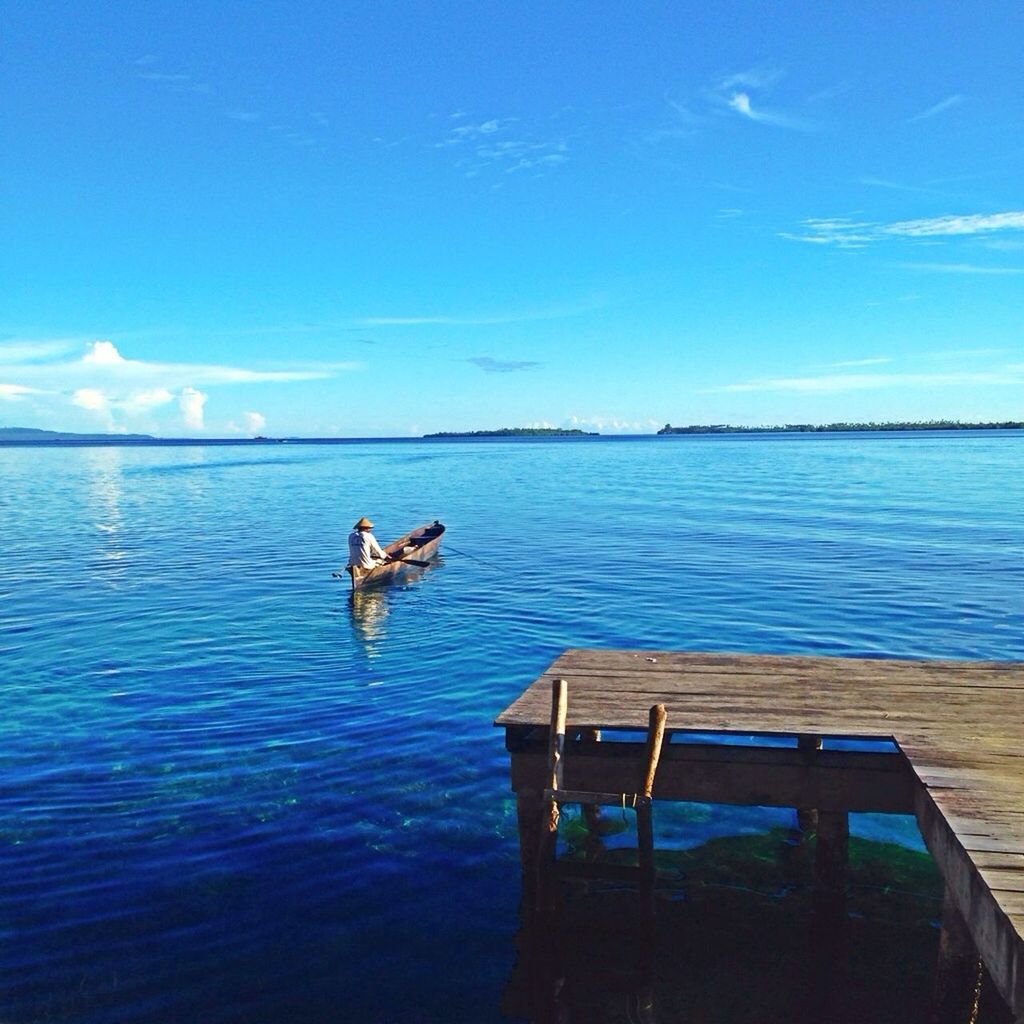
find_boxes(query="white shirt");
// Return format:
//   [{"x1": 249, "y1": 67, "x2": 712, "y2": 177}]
[{"x1": 348, "y1": 529, "x2": 388, "y2": 569}]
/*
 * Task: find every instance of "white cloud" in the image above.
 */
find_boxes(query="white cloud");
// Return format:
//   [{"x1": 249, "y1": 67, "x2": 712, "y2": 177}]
[
  {"x1": 121, "y1": 388, "x2": 175, "y2": 413},
  {"x1": 711, "y1": 67, "x2": 811, "y2": 130},
  {"x1": 0, "y1": 383, "x2": 45, "y2": 400},
  {"x1": 0, "y1": 340, "x2": 351, "y2": 435},
  {"x1": 830, "y1": 357, "x2": 892, "y2": 368},
  {"x1": 722, "y1": 92, "x2": 810, "y2": 130},
  {"x1": 0, "y1": 339, "x2": 80, "y2": 363},
  {"x1": 7, "y1": 339, "x2": 345, "y2": 389},
  {"x1": 905, "y1": 94, "x2": 963, "y2": 123},
  {"x1": 179, "y1": 388, "x2": 207, "y2": 431},
  {"x1": 885, "y1": 212, "x2": 1024, "y2": 238},
  {"x1": 783, "y1": 211, "x2": 1024, "y2": 248},
  {"x1": 83, "y1": 340, "x2": 126, "y2": 365},
  {"x1": 72, "y1": 387, "x2": 115, "y2": 430},
  {"x1": 728, "y1": 93, "x2": 756, "y2": 118},
  {"x1": 72, "y1": 387, "x2": 109, "y2": 411},
  {"x1": 565, "y1": 414, "x2": 659, "y2": 434},
  {"x1": 434, "y1": 115, "x2": 568, "y2": 177},
  {"x1": 243, "y1": 410, "x2": 266, "y2": 433}
]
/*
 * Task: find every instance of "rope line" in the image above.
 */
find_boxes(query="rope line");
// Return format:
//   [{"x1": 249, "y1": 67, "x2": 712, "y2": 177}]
[{"x1": 440, "y1": 541, "x2": 504, "y2": 570}]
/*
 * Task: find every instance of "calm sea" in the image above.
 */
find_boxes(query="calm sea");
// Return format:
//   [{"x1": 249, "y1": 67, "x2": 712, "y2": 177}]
[{"x1": 2, "y1": 433, "x2": 1022, "y2": 1022}]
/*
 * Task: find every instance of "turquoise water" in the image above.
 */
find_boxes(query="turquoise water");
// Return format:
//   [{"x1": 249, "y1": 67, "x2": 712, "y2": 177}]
[{"x1": 1, "y1": 433, "x2": 1022, "y2": 1022}]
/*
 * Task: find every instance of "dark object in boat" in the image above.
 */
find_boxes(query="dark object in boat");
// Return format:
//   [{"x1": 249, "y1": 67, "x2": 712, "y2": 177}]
[{"x1": 334, "y1": 520, "x2": 445, "y2": 591}]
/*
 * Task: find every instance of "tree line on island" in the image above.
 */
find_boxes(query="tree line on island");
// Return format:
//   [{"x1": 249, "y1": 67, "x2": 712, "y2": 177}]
[
  {"x1": 3, "y1": 421, "x2": 1022, "y2": 444},
  {"x1": 423, "y1": 427, "x2": 597, "y2": 437},
  {"x1": 658, "y1": 420, "x2": 1024, "y2": 434}
]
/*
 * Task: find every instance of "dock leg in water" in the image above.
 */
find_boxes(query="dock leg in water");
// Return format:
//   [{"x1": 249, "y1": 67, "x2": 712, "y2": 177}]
[
  {"x1": 803, "y1": 809, "x2": 849, "y2": 1022},
  {"x1": 536, "y1": 679, "x2": 568, "y2": 913},
  {"x1": 795, "y1": 734, "x2": 822, "y2": 838},
  {"x1": 931, "y1": 887, "x2": 981, "y2": 1024}
]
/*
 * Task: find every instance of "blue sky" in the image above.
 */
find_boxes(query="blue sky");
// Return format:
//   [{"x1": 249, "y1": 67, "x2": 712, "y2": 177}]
[{"x1": 2, "y1": 1, "x2": 1023, "y2": 435}]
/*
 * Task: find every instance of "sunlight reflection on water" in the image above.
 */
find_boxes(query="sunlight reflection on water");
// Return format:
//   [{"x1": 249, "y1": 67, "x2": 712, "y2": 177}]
[{"x1": 1, "y1": 433, "x2": 1022, "y2": 1022}]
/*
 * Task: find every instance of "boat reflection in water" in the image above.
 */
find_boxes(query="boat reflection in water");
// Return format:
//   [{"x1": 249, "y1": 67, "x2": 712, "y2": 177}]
[
  {"x1": 348, "y1": 587, "x2": 390, "y2": 658},
  {"x1": 503, "y1": 824, "x2": 1014, "y2": 1024},
  {"x1": 346, "y1": 556, "x2": 444, "y2": 660}
]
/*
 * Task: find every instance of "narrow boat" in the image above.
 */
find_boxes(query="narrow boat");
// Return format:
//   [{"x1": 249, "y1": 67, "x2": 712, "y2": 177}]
[{"x1": 339, "y1": 520, "x2": 445, "y2": 592}]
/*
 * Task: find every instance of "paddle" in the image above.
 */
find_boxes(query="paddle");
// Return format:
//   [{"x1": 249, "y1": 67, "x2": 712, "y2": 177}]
[{"x1": 388, "y1": 555, "x2": 431, "y2": 568}]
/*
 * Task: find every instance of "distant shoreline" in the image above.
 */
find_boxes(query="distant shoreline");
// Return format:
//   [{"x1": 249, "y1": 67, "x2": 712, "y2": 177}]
[
  {"x1": 2, "y1": 422, "x2": 1023, "y2": 448},
  {"x1": 423, "y1": 428, "x2": 597, "y2": 438},
  {"x1": 659, "y1": 420, "x2": 1024, "y2": 434}
]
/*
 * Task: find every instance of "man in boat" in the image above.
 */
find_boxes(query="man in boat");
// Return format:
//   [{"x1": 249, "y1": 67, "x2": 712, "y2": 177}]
[{"x1": 348, "y1": 516, "x2": 391, "y2": 574}]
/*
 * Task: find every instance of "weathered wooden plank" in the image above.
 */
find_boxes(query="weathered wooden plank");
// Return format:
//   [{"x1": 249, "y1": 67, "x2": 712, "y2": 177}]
[
  {"x1": 509, "y1": 748, "x2": 915, "y2": 814},
  {"x1": 497, "y1": 648, "x2": 1024, "y2": 1020},
  {"x1": 552, "y1": 648, "x2": 1022, "y2": 675}
]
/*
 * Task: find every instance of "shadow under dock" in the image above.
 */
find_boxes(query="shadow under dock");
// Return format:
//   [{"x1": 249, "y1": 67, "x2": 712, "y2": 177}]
[{"x1": 495, "y1": 649, "x2": 1024, "y2": 1023}]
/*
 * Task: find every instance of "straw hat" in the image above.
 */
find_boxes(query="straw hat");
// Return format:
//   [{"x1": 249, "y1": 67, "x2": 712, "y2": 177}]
[{"x1": 353, "y1": 516, "x2": 374, "y2": 530}]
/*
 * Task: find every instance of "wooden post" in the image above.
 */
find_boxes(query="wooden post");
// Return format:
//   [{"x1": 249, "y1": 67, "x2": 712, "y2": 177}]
[
  {"x1": 803, "y1": 809, "x2": 849, "y2": 1021},
  {"x1": 515, "y1": 788, "x2": 544, "y2": 907},
  {"x1": 930, "y1": 886, "x2": 980, "y2": 1024},
  {"x1": 580, "y1": 728, "x2": 604, "y2": 860},
  {"x1": 813, "y1": 809, "x2": 848, "y2": 911},
  {"x1": 536, "y1": 678, "x2": 568, "y2": 911},
  {"x1": 796, "y1": 734, "x2": 822, "y2": 836},
  {"x1": 637, "y1": 704, "x2": 667, "y2": 919}
]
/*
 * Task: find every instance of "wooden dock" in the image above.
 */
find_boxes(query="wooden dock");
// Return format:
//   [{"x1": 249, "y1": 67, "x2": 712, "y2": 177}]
[{"x1": 496, "y1": 649, "x2": 1024, "y2": 1020}]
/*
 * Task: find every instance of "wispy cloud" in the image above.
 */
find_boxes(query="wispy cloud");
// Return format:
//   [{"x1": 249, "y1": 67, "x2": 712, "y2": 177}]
[
  {"x1": 830, "y1": 357, "x2": 892, "y2": 368},
  {"x1": 132, "y1": 57, "x2": 326, "y2": 148},
  {"x1": 983, "y1": 239, "x2": 1024, "y2": 252},
  {"x1": 0, "y1": 338, "x2": 81, "y2": 364},
  {"x1": 927, "y1": 348, "x2": 1010, "y2": 360},
  {"x1": 137, "y1": 72, "x2": 192, "y2": 83},
  {"x1": 718, "y1": 67, "x2": 785, "y2": 91},
  {"x1": 725, "y1": 91, "x2": 808, "y2": 129},
  {"x1": 1, "y1": 340, "x2": 356, "y2": 431},
  {"x1": 434, "y1": 114, "x2": 569, "y2": 177},
  {"x1": 466, "y1": 357, "x2": 540, "y2": 373},
  {"x1": 905, "y1": 94, "x2": 963, "y2": 123},
  {"x1": 0, "y1": 383, "x2": 47, "y2": 400},
  {"x1": 896, "y1": 262, "x2": 1024, "y2": 275},
  {"x1": 711, "y1": 368, "x2": 1024, "y2": 394},
  {"x1": 858, "y1": 176, "x2": 948, "y2": 197},
  {"x1": 710, "y1": 67, "x2": 813, "y2": 131},
  {"x1": 357, "y1": 300, "x2": 597, "y2": 328},
  {"x1": 783, "y1": 211, "x2": 1024, "y2": 248}
]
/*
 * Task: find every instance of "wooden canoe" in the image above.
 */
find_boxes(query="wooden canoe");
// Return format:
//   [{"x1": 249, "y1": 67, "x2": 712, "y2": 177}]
[{"x1": 342, "y1": 520, "x2": 445, "y2": 592}]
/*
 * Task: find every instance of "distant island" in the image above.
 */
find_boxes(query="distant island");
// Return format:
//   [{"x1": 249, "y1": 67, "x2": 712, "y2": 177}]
[
  {"x1": 0, "y1": 427, "x2": 156, "y2": 442},
  {"x1": 658, "y1": 420, "x2": 1024, "y2": 435},
  {"x1": 424, "y1": 427, "x2": 598, "y2": 438}
]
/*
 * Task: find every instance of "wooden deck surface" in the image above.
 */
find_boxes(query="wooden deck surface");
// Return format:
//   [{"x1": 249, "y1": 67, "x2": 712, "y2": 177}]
[{"x1": 496, "y1": 649, "x2": 1024, "y2": 1018}]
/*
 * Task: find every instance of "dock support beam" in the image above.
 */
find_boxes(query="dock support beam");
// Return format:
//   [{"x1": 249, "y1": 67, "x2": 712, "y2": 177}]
[
  {"x1": 515, "y1": 788, "x2": 544, "y2": 908},
  {"x1": 931, "y1": 886, "x2": 981, "y2": 1024},
  {"x1": 796, "y1": 734, "x2": 822, "y2": 836}
]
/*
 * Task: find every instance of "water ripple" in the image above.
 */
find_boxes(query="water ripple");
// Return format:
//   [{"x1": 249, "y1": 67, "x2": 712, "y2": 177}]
[{"x1": 1, "y1": 434, "x2": 1022, "y2": 1021}]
